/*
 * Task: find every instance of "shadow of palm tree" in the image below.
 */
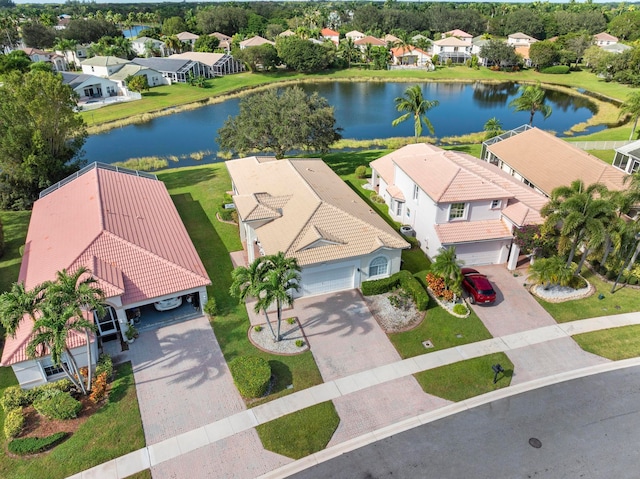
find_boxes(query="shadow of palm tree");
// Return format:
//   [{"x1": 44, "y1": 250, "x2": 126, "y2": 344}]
[{"x1": 298, "y1": 290, "x2": 374, "y2": 338}]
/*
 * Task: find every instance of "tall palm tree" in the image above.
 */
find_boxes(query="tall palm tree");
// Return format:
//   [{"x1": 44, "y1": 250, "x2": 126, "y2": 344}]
[
  {"x1": 0, "y1": 282, "x2": 44, "y2": 337},
  {"x1": 509, "y1": 83, "x2": 552, "y2": 126},
  {"x1": 338, "y1": 37, "x2": 359, "y2": 67},
  {"x1": 619, "y1": 91, "x2": 640, "y2": 141},
  {"x1": 430, "y1": 247, "x2": 464, "y2": 298},
  {"x1": 229, "y1": 256, "x2": 276, "y2": 339},
  {"x1": 163, "y1": 35, "x2": 182, "y2": 55},
  {"x1": 44, "y1": 268, "x2": 105, "y2": 393},
  {"x1": 391, "y1": 85, "x2": 439, "y2": 139},
  {"x1": 541, "y1": 180, "x2": 615, "y2": 273},
  {"x1": 258, "y1": 253, "x2": 301, "y2": 342}
]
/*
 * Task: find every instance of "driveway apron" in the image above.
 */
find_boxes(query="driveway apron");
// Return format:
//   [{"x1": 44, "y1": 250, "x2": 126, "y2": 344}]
[
  {"x1": 469, "y1": 266, "x2": 609, "y2": 385},
  {"x1": 293, "y1": 290, "x2": 451, "y2": 445},
  {"x1": 128, "y1": 316, "x2": 290, "y2": 478}
]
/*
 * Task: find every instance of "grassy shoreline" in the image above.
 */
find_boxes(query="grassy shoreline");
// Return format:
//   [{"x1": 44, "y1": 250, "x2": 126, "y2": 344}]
[{"x1": 83, "y1": 67, "x2": 635, "y2": 139}]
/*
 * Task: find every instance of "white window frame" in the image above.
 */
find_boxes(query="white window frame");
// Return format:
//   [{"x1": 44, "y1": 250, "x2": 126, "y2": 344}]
[
  {"x1": 413, "y1": 183, "x2": 419, "y2": 200},
  {"x1": 490, "y1": 199, "x2": 501, "y2": 209},
  {"x1": 395, "y1": 200, "x2": 403, "y2": 217},
  {"x1": 448, "y1": 202, "x2": 466, "y2": 221},
  {"x1": 369, "y1": 256, "x2": 389, "y2": 278}
]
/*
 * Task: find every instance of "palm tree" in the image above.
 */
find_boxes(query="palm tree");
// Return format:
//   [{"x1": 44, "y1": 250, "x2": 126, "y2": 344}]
[
  {"x1": 164, "y1": 35, "x2": 182, "y2": 55},
  {"x1": 0, "y1": 282, "x2": 43, "y2": 337},
  {"x1": 509, "y1": 83, "x2": 552, "y2": 126},
  {"x1": 258, "y1": 253, "x2": 301, "y2": 342},
  {"x1": 229, "y1": 256, "x2": 276, "y2": 339},
  {"x1": 619, "y1": 91, "x2": 640, "y2": 141},
  {"x1": 541, "y1": 180, "x2": 615, "y2": 274},
  {"x1": 430, "y1": 247, "x2": 464, "y2": 298},
  {"x1": 483, "y1": 117, "x2": 504, "y2": 140},
  {"x1": 338, "y1": 37, "x2": 359, "y2": 67},
  {"x1": 528, "y1": 255, "x2": 574, "y2": 288},
  {"x1": 391, "y1": 85, "x2": 439, "y2": 139},
  {"x1": 44, "y1": 268, "x2": 105, "y2": 393}
]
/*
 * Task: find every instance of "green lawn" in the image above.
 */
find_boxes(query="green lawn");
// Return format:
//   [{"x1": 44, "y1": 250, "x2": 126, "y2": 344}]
[
  {"x1": 415, "y1": 353, "x2": 513, "y2": 402},
  {"x1": 158, "y1": 165, "x2": 325, "y2": 405},
  {"x1": 573, "y1": 325, "x2": 640, "y2": 361},
  {"x1": 0, "y1": 211, "x2": 31, "y2": 293},
  {"x1": 0, "y1": 362, "x2": 145, "y2": 479},
  {"x1": 256, "y1": 401, "x2": 340, "y2": 459},
  {"x1": 586, "y1": 149, "x2": 615, "y2": 164},
  {"x1": 535, "y1": 268, "x2": 640, "y2": 323}
]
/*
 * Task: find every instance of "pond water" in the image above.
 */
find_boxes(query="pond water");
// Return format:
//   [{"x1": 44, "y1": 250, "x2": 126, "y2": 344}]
[
  {"x1": 122, "y1": 25, "x2": 146, "y2": 38},
  {"x1": 83, "y1": 81, "x2": 604, "y2": 167}
]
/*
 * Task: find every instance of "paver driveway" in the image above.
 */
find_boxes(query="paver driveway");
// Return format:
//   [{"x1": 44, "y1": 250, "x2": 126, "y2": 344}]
[
  {"x1": 469, "y1": 266, "x2": 609, "y2": 385},
  {"x1": 293, "y1": 290, "x2": 451, "y2": 445},
  {"x1": 127, "y1": 316, "x2": 290, "y2": 478}
]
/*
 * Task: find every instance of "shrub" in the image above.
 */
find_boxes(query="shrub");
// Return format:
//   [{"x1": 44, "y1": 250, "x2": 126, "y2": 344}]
[
  {"x1": 569, "y1": 275, "x2": 588, "y2": 289},
  {"x1": 355, "y1": 165, "x2": 367, "y2": 178},
  {"x1": 606, "y1": 270, "x2": 617, "y2": 281},
  {"x1": 540, "y1": 65, "x2": 570, "y2": 74},
  {"x1": 89, "y1": 372, "x2": 108, "y2": 404},
  {"x1": 287, "y1": 318, "x2": 296, "y2": 325},
  {"x1": 204, "y1": 298, "x2": 218, "y2": 317},
  {"x1": 361, "y1": 273, "x2": 402, "y2": 295},
  {"x1": 26, "y1": 380, "x2": 74, "y2": 404},
  {"x1": 8, "y1": 432, "x2": 68, "y2": 455},
  {"x1": 95, "y1": 354, "x2": 113, "y2": 381},
  {"x1": 452, "y1": 304, "x2": 468, "y2": 315},
  {"x1": 369, "y1": 192, "x2": 386, "y2": 204},
  {"x1": 629, "y1": 276, "x2": 638, "y2": 285},
  {"x1": 33, "y1": 390, "x2": 82, "y2": 420},
  {"x1": 1, "y1": 386, "x2": 29, "y2": 412},
  {"x1": 295, "y1": 339, "x2": 304, "y2": 347},
  {"x1": 254, "y1": 325, "x2": 263, "y2": 332},
  {"x1": 4, "y1": 408, "x2": 25, "y2": 439},
  {"x1": 400, "y1": 273, "x2": 429, "y2": 311},
  {"x1": 229, "y1": 356, "x2": 271, "y2": 398}
]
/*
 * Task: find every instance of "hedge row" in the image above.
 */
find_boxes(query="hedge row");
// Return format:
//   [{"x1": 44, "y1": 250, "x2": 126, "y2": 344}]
[
  {"x1": 229, "y1": 356, "x2": 271, "y2": 398},
  {"x1": 1, "y1": 379, "x2": 73, "y2": 413},
  {"x1": 361, "y1": 270, "x2": 429, "y2": 311},
  {"x1": 4, "y1": 408, "x2": 25, "y2": 439},
  {"x1": 8, "y1": 432, "x2": 68, "y2": 455},
  {"x1": 540, "y1": 65, "x2": 570, "y2": 74}
]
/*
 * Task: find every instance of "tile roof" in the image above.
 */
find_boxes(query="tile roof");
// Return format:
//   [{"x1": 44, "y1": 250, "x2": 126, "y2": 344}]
[
  {"x1": 226, "y1": 157, "x2": 409, "y2": 266},
  {"x1": 81, "y1": 56, "x2": 129, "y2": 67},
  {"x1": 509, "y1": 32, "x2": 538, "y2": 41},
  {"x1": 434, "y1": 37, "x2": 470, "y2": 47},
  {"x1": 435, "y1": 220, "x2": 513, "y2": 244},
  {"x1": 176, "y1": 31, "x2": 199, "y2": 41},
  {"x1": 354, "y1": 36, "x2": 386, "y2": 46},
  {"x1": 386, "y1": 184, "x2": 405, "y2": 201},
  {"x1": 108, "y1": 64, "x2": 148, "y2": 81},
  {"x1": 515, "y1": 45, "x2": 530, "y2": 59},
  {"x1": 321, "y1": 28, "x2": 339, "y2": 37},
  {"x1": 239, "y1": 36, "x2": 275, "y2": 48},
  {"x1": 594, "y1": 32, "x2": 618, "y2": 42},
  {"x1": 485, "y1": 127, "x2": 628, "y2": 195},
  {"x1": 346, "y1": 30, "x2": 365, "y2": 37},
  {"x1": 391, "y1": 46, "x2": 429, "y2": 57},
  {"x1": 279, "y1": 29, "x2": 296, "y2": 37},
  {"x1": 445, "y1": 29, "x2": 472, "y2": 38},
  {"x1": 211, "y1": 32, "x2": 231, "y2": 41},
  {"x1": 169, "y1": 52, "x2": 227, "y2": 67}
]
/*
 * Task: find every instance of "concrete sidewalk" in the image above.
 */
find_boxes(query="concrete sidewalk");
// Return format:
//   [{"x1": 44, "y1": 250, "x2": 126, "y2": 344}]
[{"x1": 68, "y1": 312, "x2": 640, "y2": 479}]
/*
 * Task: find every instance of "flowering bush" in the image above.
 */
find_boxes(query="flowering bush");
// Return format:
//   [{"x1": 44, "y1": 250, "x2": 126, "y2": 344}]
[
  {"x1": 425, "y1": 273, "x2": 447, "y2": 298},
  {"x1": 441, "y1": 289, "x2": 454, "y2": 302},
  {"x1": 90, "y1": 372, "x2": 109, "y2": 404}
]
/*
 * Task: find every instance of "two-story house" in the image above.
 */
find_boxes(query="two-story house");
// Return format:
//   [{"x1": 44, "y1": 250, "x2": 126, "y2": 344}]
[
  {"x1": 321, "y1": 28, "x2": 340, "y2": 45},
  {"x1": 594, "y1": 32, "x2": 618, "y2": 47},
  {"x1": 507, "y1": 32, "x2": 539, "y2": 46},
  {"x1": 370, "y1": 144, "x2": 547, "y2": 269},
  {"x1": 432, "y1": 37, "x2": 471, "y2": 63},
  {"x1": 442, "y1": 29, "x2": 473, "y2": 44}
]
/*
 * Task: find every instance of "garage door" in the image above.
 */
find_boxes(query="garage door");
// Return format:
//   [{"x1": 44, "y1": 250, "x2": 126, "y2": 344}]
[
  {"x1": 297, "y1": 266, "x2": 355, "y2": 297},
  {"x1": 454, "y1": 242, "x2": 504, "y2": 266}
]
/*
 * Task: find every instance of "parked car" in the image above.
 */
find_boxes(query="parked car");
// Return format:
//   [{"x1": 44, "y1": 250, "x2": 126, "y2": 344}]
[
  {"x1": 461, "y1": 268, "x2": 496, "y2": 304},
  {"x1": 154, "y1": 296, "x2": 183, "y2": 311}
]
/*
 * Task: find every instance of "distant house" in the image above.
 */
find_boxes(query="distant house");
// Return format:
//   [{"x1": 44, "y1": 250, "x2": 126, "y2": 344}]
[
  {"x1": 18, "y1": 47, "x2": 67, "y2": 72},
  {"x1": 81, "y1": 56, "x2": 167, "y2": 88},
  {"x1": 81, "y1": 56, "x2": 130, "y2": 77},
  {"x1": 61, "y1": 72, "x2": 119, "y2": 101},
  {"x1": 131, "y1": 36, "x2": 168, "y2": 58},
  {"x1": 55, "y1": 14, "x2": 71, "y2": 31},
  {"x1": 169, "y1": 52, "x2": 245, "y2": 77},
  {"x1": 0, "y1": 163, "x2": 210, "y2": 389},
  {"x1": 390, "y1": 46, "x2": 432, "y2": 68},
  {"x1": 55, "y1": 43, "x2": 89, "y2": 68},
  {"x1": 176, "y1": 31, "x2": 199, "y2": 50},
  {"x1": 226, "y1": 157, "x2": 409, "y2": 298},
  {"x1": 132, "y1": 57, "x2": 202, "y2": 83},
  {"x1": 594, "y1": 32, "x2": 618, "y2": 46},
  {"x1": 432, "y1": 37, "x2": 471, "y2": 63},
  {"x1": 514, "y1": 46, "x2": 533, "y2": 67},
  {"x1": 481, "y1": 125, "x2": 628, "y2": 197},
  {"x1": 601, "y1": 43, "x2": 631, "y2": 54},
  {"x1": 471, "y1": 36, "x2": 490, "y2": 65},
  {"x1": 507, "y1": 32, "x2": 538, "y2": 46},
  {"x1": 107, "y1": 63, "x2": 168, "y2": 88},
  {"x1": 354, "y1": 35, "x2": 386, "y2": 52},
  {"x1": 384, "y1": 34, "x2": 400, "y2": 44},
  {"x1": 370, "y1": 144, "x2": 547, "y2": 268},
  {"x1": 321, "y1": 28, "x2": 340, "y2": 45},
  {"x1": 239, "y1": 35, "x2": 275, "y2": 50},
  {"x1": 443, "y1": 29, "x2": 473, "y2": 44},
  {"x1": 278, "y1": 29, "x2": 296, "y2": 38},
  {"x1": 613, "y1": 141, "x2": 640, "y2": 174},
  {"x1": 345, "y1": 30, "x2": 366, "y2": 41},
  {"x1": 211, "y1": 32, "x2": 232, "y2": 51}
]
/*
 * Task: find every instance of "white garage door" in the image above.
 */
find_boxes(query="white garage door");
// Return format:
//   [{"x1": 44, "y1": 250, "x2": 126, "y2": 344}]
[
  {"x1": 454, "y1": 242, "x2": 504, "y2": 266},
  {"x1": 297, "y1": 266, "x2": 355, "y2": 297}
]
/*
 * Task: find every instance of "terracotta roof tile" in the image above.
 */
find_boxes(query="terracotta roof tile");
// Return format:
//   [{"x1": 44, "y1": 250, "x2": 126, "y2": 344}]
[
  {"x1": 386, "y1": 185, "x2": 405, "y2": 201},
  {"x1": 435, "y1": 220, "x2": 513, "y2": 244}
]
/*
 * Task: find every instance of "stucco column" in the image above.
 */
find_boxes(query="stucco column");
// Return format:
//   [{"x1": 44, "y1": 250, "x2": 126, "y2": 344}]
[
  {"x1": 114, "y1": 308, "x2": 129, "y2": 334},
  {"x1": 507, "y1": 243, "x2": 520, "y2": 271}
]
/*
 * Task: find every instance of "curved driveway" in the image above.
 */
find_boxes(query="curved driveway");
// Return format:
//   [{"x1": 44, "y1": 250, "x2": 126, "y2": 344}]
[{"x1": 291, "y1": 365, "x2": 640, "y2": 479}]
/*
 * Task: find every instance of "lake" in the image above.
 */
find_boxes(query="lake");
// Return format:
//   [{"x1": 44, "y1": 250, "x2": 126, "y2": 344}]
[{"x1": 83, "y1": 81, "x2": 603, "y2": 167}]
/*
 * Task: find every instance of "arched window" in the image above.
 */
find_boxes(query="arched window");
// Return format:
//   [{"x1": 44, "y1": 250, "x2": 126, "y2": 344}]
[{"x1": 369, "y1": 256, "x2": 389, "y2": 277}]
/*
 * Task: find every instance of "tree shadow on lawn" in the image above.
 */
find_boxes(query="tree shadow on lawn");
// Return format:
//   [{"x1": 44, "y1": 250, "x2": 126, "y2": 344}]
[
  {"x1": 159, "y1": 165, "x2": 219, "y2": 191},
  {"x1": 268, "y1": 360, "x2": 293, "y2": 395},
  {"x1": 142, "y1": 91, "x2": 170, "y2": 98},
  {"x1": 320, "y1": 151, "x2": 384, "y2": 176}
]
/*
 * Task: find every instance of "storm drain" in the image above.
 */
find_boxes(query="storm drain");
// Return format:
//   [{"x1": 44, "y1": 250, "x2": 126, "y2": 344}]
[{"x1": 529, "y1": 437, "x2": 542, "y2": 448}]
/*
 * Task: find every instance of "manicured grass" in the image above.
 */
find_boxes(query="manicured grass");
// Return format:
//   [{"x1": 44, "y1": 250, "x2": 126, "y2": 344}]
[
  {"x1": 0, "y1": 362, "x2": 145, "y2": 479},
  {"x1": 389, "y1": 270, "x2": 493, "y2": 359},
  {"x1": 125, "y1": 470, "x2": 152, "y2": 479},
  {"x1": 0, "y1": 211, "x2": 31, "y2": 294},
  {"x1": 535, "y1": 268, "x2": 640, "y2": 323},
  {"x1": 256, "y1": 401, "x2": 340, "y2": 459},
  {"x1": 401, "y1": 247, "x2": 432, "y2": 274},
  {"x1": 573, "y1": 325, "x2": 640, "y2": 361},
  {"x1": 586, "y1": 149, "x2": 615, "y2": 164},
  {"x1": 157, "y1": 165, "x2": 324, "y2": 405},
  {"x1": 415, "y1": 353, "x2": 513, "y2": 402}
]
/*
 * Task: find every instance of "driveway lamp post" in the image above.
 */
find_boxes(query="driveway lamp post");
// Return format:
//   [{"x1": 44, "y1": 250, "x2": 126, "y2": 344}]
[{"x1": 611, "y1": 232, "x2": 640, "y2": 294}]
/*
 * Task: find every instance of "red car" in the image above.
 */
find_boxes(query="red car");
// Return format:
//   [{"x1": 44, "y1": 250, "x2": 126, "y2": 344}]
[{"x1": 461, "y1": 268, "x2": 496, "y2": 304}]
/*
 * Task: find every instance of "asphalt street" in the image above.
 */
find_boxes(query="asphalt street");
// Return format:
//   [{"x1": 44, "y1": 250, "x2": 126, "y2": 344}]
[{"x1": 291, "y1": 365, "x2": 640, "y2": 479}]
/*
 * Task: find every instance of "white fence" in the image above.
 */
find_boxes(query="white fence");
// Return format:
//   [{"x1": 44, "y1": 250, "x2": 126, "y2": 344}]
[{"x1": 568, "y1": 140, "x2": 633, "y2": 151}]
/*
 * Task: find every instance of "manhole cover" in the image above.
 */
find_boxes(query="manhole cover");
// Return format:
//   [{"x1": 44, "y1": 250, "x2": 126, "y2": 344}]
[
  {"x1": 529, "y1": 438, "x2": 542, "y2": 448},
  {"x1": 422, "y1": 340, "x2": 434, "y2": 349}
]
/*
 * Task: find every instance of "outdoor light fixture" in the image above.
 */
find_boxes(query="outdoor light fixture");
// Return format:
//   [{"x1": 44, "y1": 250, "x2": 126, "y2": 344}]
[{"x1": 492, "y1": 364, "x2": 505, "y2": 384}]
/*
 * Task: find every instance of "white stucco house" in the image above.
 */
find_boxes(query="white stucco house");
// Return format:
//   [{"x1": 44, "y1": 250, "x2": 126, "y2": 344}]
[
  {"x1": 594, "y1": 32, "x2": 618, "y2": 47},
  {"x1": 613, "y1": 141, "x2": 640, "y2": 174},
  {"x1": 321, "y1": 28, "x2": 340, "y2": 45},
  {"x1": 507, "y1": 32, "x2": 539, "y2": 46},
  {"x1": 0, "y1": 163, "x2": 211, "y2": 389},
  {"x1": 390, "y1": 46, "x2": 432, "y2": 68},
  {"x1": 442, "y1": 29, "x2": 473, "y2": 44},
  {"x1": 61, "y1": 72, "x2": 119, "y2": 101},
  {"x1": 131, "y1": 36, "x2": 168, "y2": 58},
  {"x1": 176, "y1": 31, "x2": 199, "y2": 50},
  {"x1": 432, "y1": 37, "x2": 471, "y2": 63},
  {"x1": 370, "y1": 144, "x2": 547, "y2": 268},
  {"x1": 239, "y1": 36, "x2": 275, "y2": 50},
  {"x1": 81, "y1": 56, "x2": 169, "y2": 88},
  {"x1": 345, "y1": 30, "x2": 366, "y2": 41},
  {"x1": 81, "y1": 55, "x2": 130, "y2": 77},
  {"x1": 18, "y1": 47, "x2": 67, "y2": 72},
  {"x1": 226, "y1": 157, "x2": 409, "y2": 298}
]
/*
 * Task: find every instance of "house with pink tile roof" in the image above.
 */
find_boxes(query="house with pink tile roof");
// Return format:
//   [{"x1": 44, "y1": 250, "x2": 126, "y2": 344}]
[
  {"x1": 390, "y1": 46, "x2": 432, "y2": 68},
  {"x1": 370, "y1": 144, "x2": 547, "y2": 268},
  {"x1": 594, "y1": 32, "x2": 618, "y2": 46},
  {"x1": 443, "y1": 29, "x2": 473, "y2": 44},
  {"x1": 1, "y1": 163, "x2": 210, "y2": 389},
  {"x1": 354, "y1": 35, "x2": 387, "y2": 52},
  {"x1": 321, "y1": 28, "x2": 340, "y2": 45},
  {"x1": 226, "y1": 157, "x2": 409, "y2": 297}
]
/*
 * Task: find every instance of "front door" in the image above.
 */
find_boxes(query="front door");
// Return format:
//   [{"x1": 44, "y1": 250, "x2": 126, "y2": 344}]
[{"x1": 94, "y1": 306, "x2": 119, "y2": 336}]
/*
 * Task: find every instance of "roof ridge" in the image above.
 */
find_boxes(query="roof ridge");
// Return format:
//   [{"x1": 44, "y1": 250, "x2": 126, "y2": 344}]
[
  {"x1": 434, "y1": 153, "x2": 462, "y2": 202},
  {"x1": 284, "y1": 201, "x2": 323, "y2": 256},
  {"x1": 446, "y1": 151, "x2": 513, "y2": 198},
  {"x1": 287, "y1": 159, "x2": 323, "y2": 203}
]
